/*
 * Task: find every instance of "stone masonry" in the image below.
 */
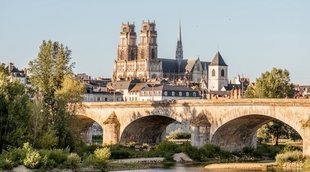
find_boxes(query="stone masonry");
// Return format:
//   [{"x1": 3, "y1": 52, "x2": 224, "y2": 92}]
[{"x1": 76, "y1": 99, "x2": 310, "y2": 156}]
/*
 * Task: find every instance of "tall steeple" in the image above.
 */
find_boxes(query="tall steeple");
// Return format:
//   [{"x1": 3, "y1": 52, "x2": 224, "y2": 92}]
[
  {"x1": 176, "y1": 21, "x2": 183, "y2": 73},
  {"x1": 175, "y1": 21, "x2": 183, "y2": 61}
]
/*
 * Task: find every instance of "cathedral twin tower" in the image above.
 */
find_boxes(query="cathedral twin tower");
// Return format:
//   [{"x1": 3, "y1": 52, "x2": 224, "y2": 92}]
[
  {"x1": 113, "y1": 20, "x2": 162, "y2": 81},
  {"x1": 117, "y1": 21, "x2": 158, "y2": 62}
]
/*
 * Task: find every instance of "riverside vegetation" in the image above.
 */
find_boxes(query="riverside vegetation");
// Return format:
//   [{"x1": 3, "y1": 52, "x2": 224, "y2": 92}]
[{"x1": 1, "y1": 140, "x2": 309, "y2": 171}]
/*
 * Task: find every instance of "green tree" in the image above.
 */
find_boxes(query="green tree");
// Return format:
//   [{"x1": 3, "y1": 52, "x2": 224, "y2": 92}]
[
  {"x1": 0, "y1": 65, "x2": 32, "y2": 153},
  {"x1": 245, "y1": 68, "x2": 295, "y2": 98},
  {"x1": 28, "y1": 40, "x2": 84, "y2": 149},
  {"x1": 266, "y1": 121, "x2": 288, "y2": 146},
  {"x1": 246, "y1": 68, "x2": 299, "y2": 145}
]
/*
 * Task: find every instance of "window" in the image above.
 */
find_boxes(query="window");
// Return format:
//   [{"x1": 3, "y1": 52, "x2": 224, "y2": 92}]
[
  {"x1": 179, "y1": 92, "x2": 182, "y2": 96},
  {"x1": 221, "y1": 69, "x2": 225, "y2": 77},
  {"x1": 212, "y1": 69, "x2": 216, "y2": 77},
  {"x1": 151, "y1": 49, "x2": 156, "y2": 59},
  {"x1": 172, "y1": 91, "x2": 175, "y2": 96},
  {"x1": 97, "y1": 97, "x2": 100, "y2": 101},
  {"x1": 164, "y1": 91, "x2": 168, "y2": 96},
  {"x1": 186, "y1": 92, "x2": 189, "y2": 96},
  {"x1": 104, "y1": 98, "x2": 108, "y2": 101},
  {"x1": 193, "y1": 92, "x2": 197, "y2": 97}
]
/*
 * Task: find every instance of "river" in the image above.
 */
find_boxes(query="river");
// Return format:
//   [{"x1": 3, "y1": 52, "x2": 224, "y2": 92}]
[{"x1": 114, "y1": 163, "x2": 303, "y2": 172}]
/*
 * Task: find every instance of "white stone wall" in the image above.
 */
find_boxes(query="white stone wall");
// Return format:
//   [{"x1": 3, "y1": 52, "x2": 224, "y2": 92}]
[
  {"x1": 83, "y1": 93, "x2": 123, "y2": 102},
  {"x1": 208, "y1": 65, "x2": 228, "y2": 91}
]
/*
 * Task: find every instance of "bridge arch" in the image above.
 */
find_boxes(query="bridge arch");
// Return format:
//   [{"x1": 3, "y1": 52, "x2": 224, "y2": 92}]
[
  {"x1": 120, "y1": 115, "x2": 179, "y2": 145},
  {"x1": 211, "y1": 114, "x2": 303, "y2": 152},
  {"x1": 75, "y1": 114, "x2": 104, "y2": 144}
]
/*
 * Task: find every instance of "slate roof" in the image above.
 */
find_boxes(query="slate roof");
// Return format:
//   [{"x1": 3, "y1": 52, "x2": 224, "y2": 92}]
[
  {"x1": 160, "y1": 57, "x2": 209, "y2": 74},
  {"x1": 201, "y1": 61, "x2": 210, "y2": 71},
  {"x1": 160, "y1": 58, "x2": 178, "y2": 73},
  {"x1": 209, "y1": 52, "x2": 227, "y2": 66},
  {"x1": 114, "y1": 79, "x2": 140, "y2": 90},
  {"x1": 130, "y1": 83, "x2": 147, "y2": 92},
  {"x1": 223, "y1": 84, "x2": 241, "y2": 91}
]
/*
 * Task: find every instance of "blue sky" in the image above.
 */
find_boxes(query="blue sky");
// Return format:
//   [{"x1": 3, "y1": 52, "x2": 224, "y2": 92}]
[{"x1": 0, "y1": 0, "x2": 309, "y2": 84}]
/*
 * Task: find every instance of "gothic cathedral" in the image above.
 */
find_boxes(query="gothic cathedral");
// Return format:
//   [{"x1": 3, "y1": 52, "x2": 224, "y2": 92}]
[{"x1": 113, "y1": 20, "x2": 229, "y2": 91}]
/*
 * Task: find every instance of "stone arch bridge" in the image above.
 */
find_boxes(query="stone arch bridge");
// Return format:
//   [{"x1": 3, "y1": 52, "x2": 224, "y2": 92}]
[{"x1": 76, "y1": 99, "x2": 310, "y2": 156}]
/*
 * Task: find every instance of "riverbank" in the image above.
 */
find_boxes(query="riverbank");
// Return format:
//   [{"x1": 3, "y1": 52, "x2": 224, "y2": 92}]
[{"x1": 205, "y1": 162, "x2": 276, "y2": 171}]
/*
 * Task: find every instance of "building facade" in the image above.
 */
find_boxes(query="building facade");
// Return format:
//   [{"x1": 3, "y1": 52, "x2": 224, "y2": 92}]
[{"x1": 113, "y1": 20, "x2": 229, "y2": 91}]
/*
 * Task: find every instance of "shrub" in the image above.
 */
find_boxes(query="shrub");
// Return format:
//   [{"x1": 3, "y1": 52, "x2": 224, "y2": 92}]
[
  {"x1": 23, "y1": 150, "x2": 42, "y2": 169},
  {"x1": 304, "y1": 158, "x2": 310, "y2": 169},
  {"x1": 35, "y1": 129, "x2": 58, "y2": 149},
  {"x1": 0, "y1": 158, "x2": 14, "y2": 170},
  {"x1": 83, "y1": 154, "x2": 108, "y2": 169},
  {"x1": 48, "y1": 149, "x2": 68, "y2": 164},
  {"x1": 83, "y1": 154, "x2": 98, "y2": 167},
  {"x1": 94, "y1": 147, "x2": 111, "y2": 162},
  {"x1": 110, "y1": 148, "x2": 130, "y2": 159},
  {"x1": 142, "y1": 143, "x2": 149, "y2": 149},
  {"x1": 282, "y1": 144, "x2": 302, "y2": 153},
  {"x1": 181, "y1": 143, "x2": 202, "y2": 161},
  {"x1": 64, "y1": 153, "x2": 81, "y2": 169},
  {"x1": 275, "y1": 151, "x2": 304, "y2": 165},
  {"x1": 74, "y1": 143, "x2": 101, "y2": 157},
  {"x1": 256, "y1": 144, "x2": 282, "y2": 159},
  {"x1": 242, "y1": 146, "x2": 255, "y2": 154},
  {"x1": 201, "y1": 144, "x2": 221, "y2": 158},
  {"x1": 22, "y1": 142, "x2": 33, "y2": 152},
  {"x1": 156, "y1": 141, "x2": 180, "y2": 154},
  {"x1": 166, "y1": 131, "x2": 191, "y2": 140},
  {"x1": 40, "y1": 155, "x2": 57, "y2": 169},
  {"x1": 1, "y1": 147, "x2": 26, "y2": 166}
]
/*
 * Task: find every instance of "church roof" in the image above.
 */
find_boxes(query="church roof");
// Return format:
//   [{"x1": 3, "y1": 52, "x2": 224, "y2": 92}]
[
  {"x1": 160, "y1": 58, "x2": 209, "y2": 73},
  {"x1": 184, "y1": 58, "x2": 198, "y2": 72},
  {"x1": 209, "y1": 52, "x2": 227, "y2": 66},
  {"x1": 160, "y1": 58, "x2": 178, "y2": 73},
  {"x1": 201, "y1": 61, "x2": 211, "y2": 71}
]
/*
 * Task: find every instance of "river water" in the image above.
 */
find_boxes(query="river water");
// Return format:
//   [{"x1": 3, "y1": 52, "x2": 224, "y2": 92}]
[{"x1": 114, "y1": 163, "x2": 303, "y2": 172}]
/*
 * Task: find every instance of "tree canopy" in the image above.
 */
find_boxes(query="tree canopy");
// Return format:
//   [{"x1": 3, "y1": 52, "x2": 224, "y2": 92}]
[
  {"x1": 0, "y1": 65, "x2": 32, "y2": 153},
  {"x1": 245, "y1": 68, "x2": 295, "y2": 98},
  {"x1": 28, "y1": 40, "x2": 84, "y2": 149}
]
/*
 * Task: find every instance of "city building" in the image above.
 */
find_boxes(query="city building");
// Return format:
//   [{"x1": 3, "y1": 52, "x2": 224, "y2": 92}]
[
  {"x1": 112, "y1": 21, "x2": 229, "y2": 91},
  {"x1": 5, "y1": 62, "x2": 28, "y2": 85},
  {"x1": 139, "y1": 85, "x2": 200, "y2": 101}
]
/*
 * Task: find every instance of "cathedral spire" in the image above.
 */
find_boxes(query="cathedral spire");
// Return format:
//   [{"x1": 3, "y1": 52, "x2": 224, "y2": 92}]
[
  {"x1": 175, "y1": 21, "x2": 183, "y2": 60},
  {"x1": 178, "y1": 21, "x2": 182, "y2": 42},
  {"x1": 176, "y1": 21, "x2": 183, "y2": 73}
]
